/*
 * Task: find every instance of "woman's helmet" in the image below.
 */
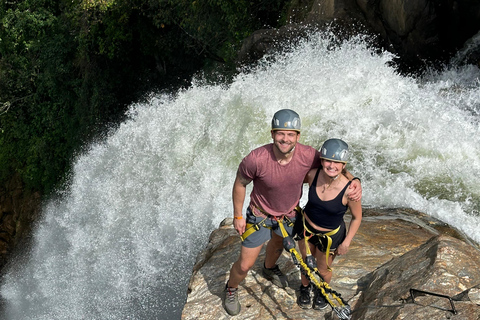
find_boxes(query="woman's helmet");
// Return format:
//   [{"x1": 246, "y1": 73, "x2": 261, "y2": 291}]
[
  {"x1": 271, "y1": 109, "x2": 301, "y2": 132},
  {"x1": 320, "y1": 139, "x2": 349, "y2": 163}
]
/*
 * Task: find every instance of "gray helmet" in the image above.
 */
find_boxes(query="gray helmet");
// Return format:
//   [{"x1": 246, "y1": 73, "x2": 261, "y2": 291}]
[
  {"x1": 271, "y1": 109, "x2": 301, "y2": 132},
  {"x1": 320, "y1": 139, "x2": 349, "y2": 163}
]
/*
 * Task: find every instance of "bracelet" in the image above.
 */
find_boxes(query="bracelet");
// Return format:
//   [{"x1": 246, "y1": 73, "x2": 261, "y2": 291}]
[
  {"x1": 352, "y1": 177, "x2": 361, "y2": 183},
  {"x1": 234, "y1": 216, "x2": 244, "y2": 220}
]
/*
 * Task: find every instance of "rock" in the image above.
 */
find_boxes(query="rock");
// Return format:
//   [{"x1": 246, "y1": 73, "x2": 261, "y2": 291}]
[
  {"x1": 237, "y1": 0, "x2": 480, "y2": 72},
  {"x1": 181, "y1": 208, "x2": 480, "y2": 319}
]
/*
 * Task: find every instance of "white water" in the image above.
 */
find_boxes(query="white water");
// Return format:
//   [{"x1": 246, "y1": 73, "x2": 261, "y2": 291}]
[{"x1": 1, "y1": 31, "x2": 480, "y2": 320}]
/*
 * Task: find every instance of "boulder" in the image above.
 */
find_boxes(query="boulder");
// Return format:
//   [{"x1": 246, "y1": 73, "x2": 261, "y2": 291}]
[{"x1": 181, "y1": 208, "x2": 480, "y2": 319}]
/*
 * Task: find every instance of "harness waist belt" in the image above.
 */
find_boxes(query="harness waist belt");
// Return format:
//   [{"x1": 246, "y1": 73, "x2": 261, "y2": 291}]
[
  {"x1": 302, "y1": 210, "x2": 340, "y2": 272},
  {"x1": 240, "y1": 206, "x2": 297, "y2": 242}
]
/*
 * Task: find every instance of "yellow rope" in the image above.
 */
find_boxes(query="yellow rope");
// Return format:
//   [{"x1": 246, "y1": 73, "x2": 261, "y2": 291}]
[
  {"x1": 277, "y1": 218, "x2": 347, "y2": 308},
  {"x1": 239, "y1": 207, "x2": 349, "y2": 312}
]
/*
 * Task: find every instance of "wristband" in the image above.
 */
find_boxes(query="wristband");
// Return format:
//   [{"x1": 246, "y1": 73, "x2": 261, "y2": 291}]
[
  {"x1": 352, "y1": 177, "x2": 361, "y2": 183},
  {"x1": 234, "y1": 216, "x2": 244, "y2": 220}
]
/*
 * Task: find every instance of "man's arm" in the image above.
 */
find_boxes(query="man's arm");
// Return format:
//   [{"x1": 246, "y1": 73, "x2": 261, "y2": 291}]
[
  {"x1": 232, "y1": 169, "x2": 252, "y2": 235},
  {"x1": 343, "y1": 169, "x2": 362, "y2": 202}
]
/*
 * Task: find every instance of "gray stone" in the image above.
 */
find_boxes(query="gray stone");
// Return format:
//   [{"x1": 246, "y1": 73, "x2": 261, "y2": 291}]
[{"x1": 182, "y1": 208, "x2": 480, "y2": 319}]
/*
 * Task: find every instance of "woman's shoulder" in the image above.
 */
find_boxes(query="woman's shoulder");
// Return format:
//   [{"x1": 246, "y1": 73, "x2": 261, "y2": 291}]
[{"x1": 341, "y1": 178, "x2": 352, "y2": 194}]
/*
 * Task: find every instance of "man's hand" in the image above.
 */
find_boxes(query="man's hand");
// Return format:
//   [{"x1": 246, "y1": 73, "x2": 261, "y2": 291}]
[
  {"x1": 233, "y1": 217, "x2": 246, "y2": 235},
  {"x1": 347, "y1": 179, "x2": 362, "y2": 202}
]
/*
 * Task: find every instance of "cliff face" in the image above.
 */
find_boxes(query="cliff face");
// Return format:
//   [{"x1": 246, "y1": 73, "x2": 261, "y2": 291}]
[
  {"x1": 0, "y1": 174, "x2": 41, "y2": 270},
  {"x1": 238, "y1": 0, "x2": 480, "y2": 70},
  {"x1": 181, "y1": 208, "x2": 480, "y2": 319}
]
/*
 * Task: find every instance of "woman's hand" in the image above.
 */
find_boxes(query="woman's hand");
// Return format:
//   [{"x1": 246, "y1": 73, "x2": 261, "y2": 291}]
[{"x1": 336, "y1": 242, "x2": 350, "y2": 255}]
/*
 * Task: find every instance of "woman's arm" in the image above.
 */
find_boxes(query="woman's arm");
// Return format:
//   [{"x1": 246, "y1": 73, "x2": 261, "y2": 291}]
[{"x1": 336, "y1": 199, "x2": 362, "y2": 255}]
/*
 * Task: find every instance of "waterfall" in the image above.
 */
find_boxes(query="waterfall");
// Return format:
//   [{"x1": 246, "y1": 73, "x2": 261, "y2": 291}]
[
  {"x1": 451, "y1": 29, "x2": 480, "y2": 66},
  {"x1": 1, "y1": 31, "x2": 479, "y2": 320}
]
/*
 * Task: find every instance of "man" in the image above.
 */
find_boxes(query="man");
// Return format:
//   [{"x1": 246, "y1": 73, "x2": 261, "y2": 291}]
[{"x1": 223, "y1": 109, "x2": 362, "y2": 316}]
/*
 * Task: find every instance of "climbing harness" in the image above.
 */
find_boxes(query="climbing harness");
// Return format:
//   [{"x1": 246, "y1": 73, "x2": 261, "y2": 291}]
[
  {"x1": 240, "y1": 206, "x2": 351, "y2": 319},
  {"x1": 300, "y1": 209, "x2": 340, "y2": 272},
  {"x1": 240, "y1": 206, "x2": 294, "y2": 242}
]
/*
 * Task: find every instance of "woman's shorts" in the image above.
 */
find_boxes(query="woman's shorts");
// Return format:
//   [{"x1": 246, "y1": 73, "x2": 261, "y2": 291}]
[
  {"x1": 293, "y1": 215, "x2": 346, "y2": 252},
  {"x1": 241, "y1": 208, "x2": 295, "y2": 248}
]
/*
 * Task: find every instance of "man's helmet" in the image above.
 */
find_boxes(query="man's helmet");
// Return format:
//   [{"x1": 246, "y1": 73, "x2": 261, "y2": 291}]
[
  {"x1": 271, "y1": 109, "x2": 301, "y2": 132},
  {"x1": 320, "y1": 139, "x2": 349, "y2": 163}
]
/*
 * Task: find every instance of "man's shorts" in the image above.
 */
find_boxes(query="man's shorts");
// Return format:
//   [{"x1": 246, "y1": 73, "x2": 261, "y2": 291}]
[
  {"x1": 293, "y1": 216, "x2": 346, "y2": 252},
  {"x1": 241, "y1": 208, "x2": 296, "y2": 248}
]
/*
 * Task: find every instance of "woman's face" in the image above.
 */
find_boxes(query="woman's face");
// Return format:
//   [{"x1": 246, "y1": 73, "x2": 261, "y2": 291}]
[{"x1": 321, "y1": 159, "x2": 346, "y2": 178}]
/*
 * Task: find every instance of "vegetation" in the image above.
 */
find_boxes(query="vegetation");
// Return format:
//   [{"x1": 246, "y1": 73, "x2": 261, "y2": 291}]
[{"x1": 0, "y1": 0, "x2": 290, "y2": 194}]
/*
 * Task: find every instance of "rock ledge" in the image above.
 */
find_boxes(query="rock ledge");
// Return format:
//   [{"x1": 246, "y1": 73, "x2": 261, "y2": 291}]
[{"x1": 182, "y1": 208, "x2": 480, "y2": 319}]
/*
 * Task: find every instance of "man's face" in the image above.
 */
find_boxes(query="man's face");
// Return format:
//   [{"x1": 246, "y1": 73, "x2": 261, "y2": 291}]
[{"x1": 271, "y1": 130, "x2": 300, "y2": 155}]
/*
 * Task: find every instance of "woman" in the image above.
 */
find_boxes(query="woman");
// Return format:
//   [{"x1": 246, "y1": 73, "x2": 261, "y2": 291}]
[{"x1": 294, "y1": 138, "x2": 362, "y2": 310}]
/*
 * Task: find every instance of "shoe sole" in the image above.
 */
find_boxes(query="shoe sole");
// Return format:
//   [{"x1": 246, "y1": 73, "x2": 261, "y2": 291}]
[{"x1": 313, "y1": 304, "x2": 328, "y2": 310}]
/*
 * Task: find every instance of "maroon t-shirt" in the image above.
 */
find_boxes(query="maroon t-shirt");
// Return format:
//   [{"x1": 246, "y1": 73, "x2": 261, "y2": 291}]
[{"x1": 239, "y1": 143, "x2": 321, "y2": 218}]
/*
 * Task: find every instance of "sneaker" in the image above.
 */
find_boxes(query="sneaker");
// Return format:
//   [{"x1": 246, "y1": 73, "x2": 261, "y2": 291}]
[
  {"x1": 297, "y1": 284, "x2": 311, "y2": 309},
  {"x1": 262, "y1": 264, "x2": 288, "y2": 288},
  {"x1": 312, "y1": 286, "x2": 328, "y2": 310},
  {"x1": 223, "y1": 284, "x2": 241, "y2": 316}
]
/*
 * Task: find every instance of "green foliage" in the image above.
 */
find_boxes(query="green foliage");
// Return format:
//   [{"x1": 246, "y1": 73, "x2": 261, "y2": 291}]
[{"x1": 0, "y1": 0, "x2": 290, "y2": 194}]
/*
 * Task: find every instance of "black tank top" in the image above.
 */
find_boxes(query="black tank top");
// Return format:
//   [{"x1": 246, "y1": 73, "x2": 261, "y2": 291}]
[{"x1": 304, "y1": 168, "x2": 351, "y2": 229}]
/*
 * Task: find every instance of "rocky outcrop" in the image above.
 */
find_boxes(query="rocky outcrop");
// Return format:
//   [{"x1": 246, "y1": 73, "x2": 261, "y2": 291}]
[
  {"x1": 181, "y1": 208, "x2": 480, "y2": 319},
  {"x1": 238, "y1": 0, "x2": 480, "y2": 71}
]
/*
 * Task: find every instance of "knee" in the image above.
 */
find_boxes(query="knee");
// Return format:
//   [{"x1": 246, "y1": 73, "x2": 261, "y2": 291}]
[
  {"x1": 237, "y1": 260, "x2": 254, "y2": 274},
  {"x1": 232, "y1": 258, "x2": 254, "y2": 275}
]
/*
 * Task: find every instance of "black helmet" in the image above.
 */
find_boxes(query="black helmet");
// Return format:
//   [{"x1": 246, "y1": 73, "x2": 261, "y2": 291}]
[
  {"x1": 271, "y1": 109, "x2": 301, "y2": 132},
  {"x1": 320, "y1": 139, "x2": 349, "y2": 163}
]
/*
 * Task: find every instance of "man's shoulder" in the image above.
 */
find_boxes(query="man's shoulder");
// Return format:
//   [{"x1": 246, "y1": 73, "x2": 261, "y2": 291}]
[
  {"x1": 241, "y1": 144, "x2": 273, "y2": 165},
  {"x1": 249, "y1": 143, "x2": 273, "y2": 156}
]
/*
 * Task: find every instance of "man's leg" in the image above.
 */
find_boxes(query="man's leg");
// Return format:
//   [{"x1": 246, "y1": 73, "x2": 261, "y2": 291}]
[
  {"x1": 264, "y1": 231, "x2": 284, "y2": 268},
  {"x1": 262, "y1": 232, "x2": 289, "y2": 288},
  {"x1": 228, "y1": 244, "x2": 264, "y2": 288},
  {"x1": 223, "y1": 244, "x2": 263, "y2": 316}
]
